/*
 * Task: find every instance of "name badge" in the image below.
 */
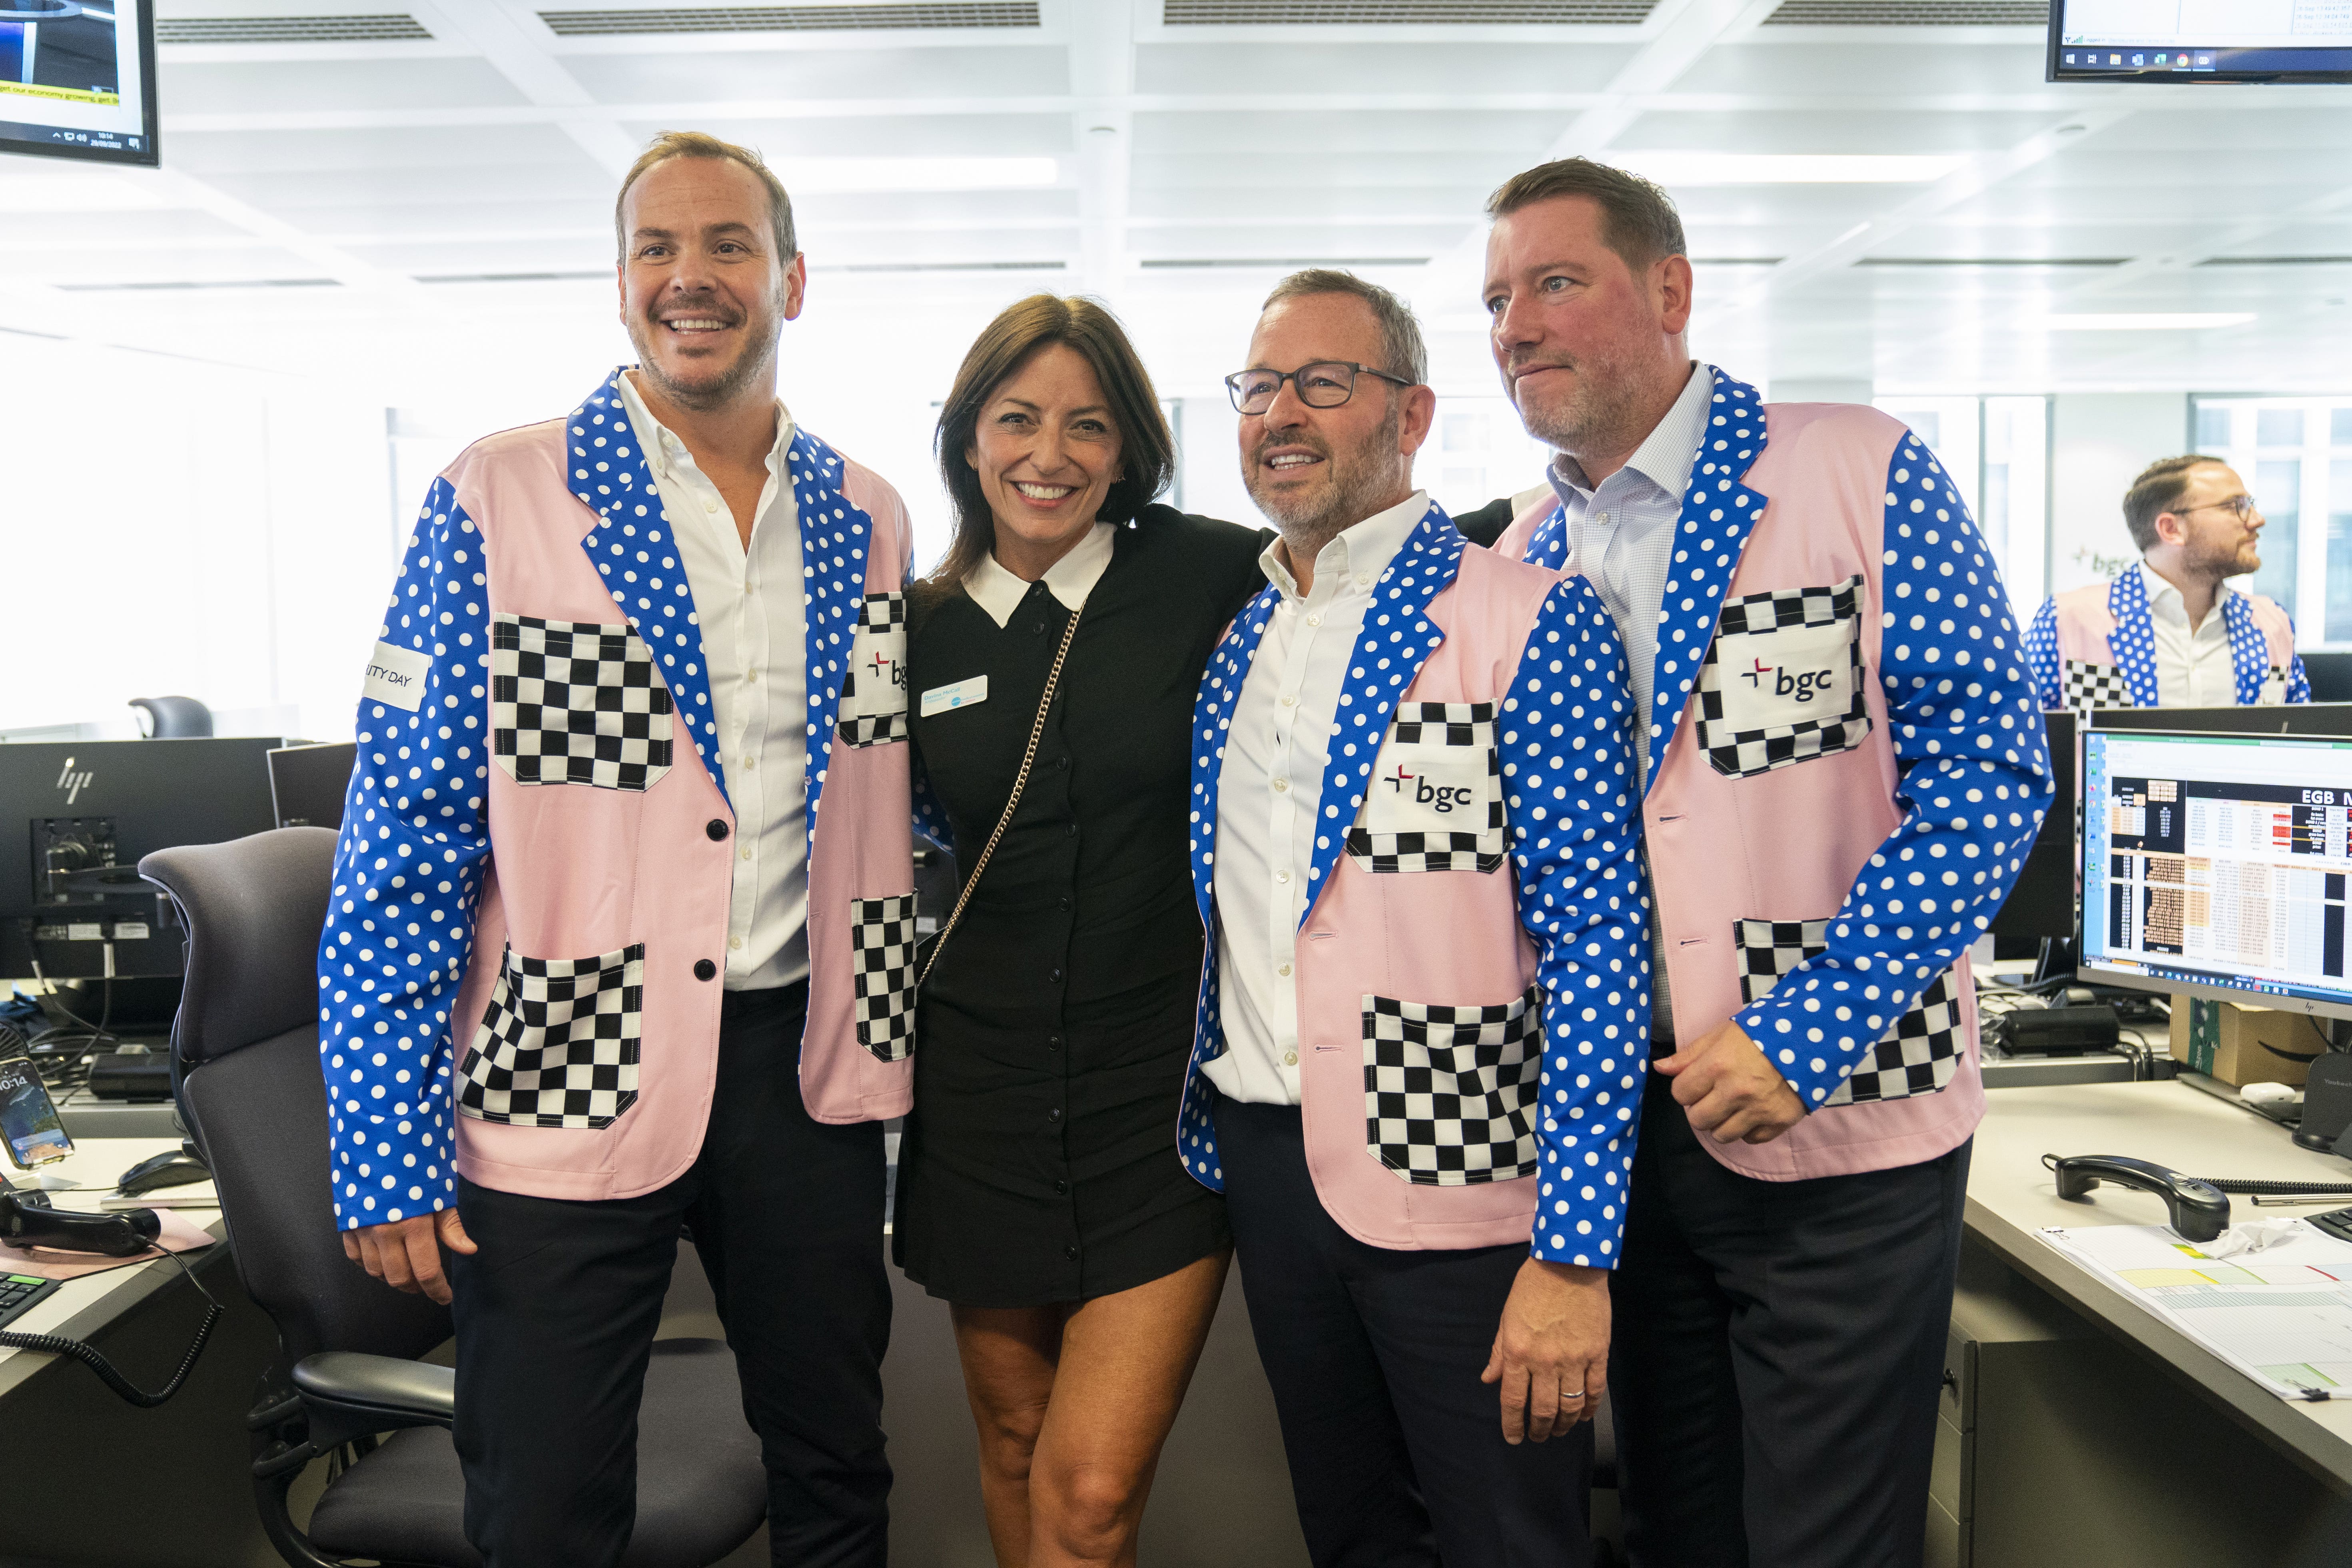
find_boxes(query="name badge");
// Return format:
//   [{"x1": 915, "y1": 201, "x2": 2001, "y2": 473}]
[
  {"x1": 922, "y1": 676, "x2": 988, "y2": 717},
  {"x1": 1710, "y1": 617, "x2": 1859, "y2": 732},
  {"x1": 362, "y1": 640, "x2": 430, "y2": 712}
]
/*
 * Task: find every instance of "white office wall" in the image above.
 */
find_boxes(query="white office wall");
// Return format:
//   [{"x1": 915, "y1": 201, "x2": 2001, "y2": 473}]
[
  {"x1": 2049, "y1": 393, "x2": 2190, "y2": 598},
  {"x1": 0, "y1": 334, "x2": 389, "y2": 743}
]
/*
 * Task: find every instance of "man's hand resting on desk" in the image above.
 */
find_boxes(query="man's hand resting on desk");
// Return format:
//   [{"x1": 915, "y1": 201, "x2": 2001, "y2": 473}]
[
  {"x1": 343, "y1": 1211, "x2": 476, "y2": 1306},
  {"x1": 1657, "y1": 1021, "x2": 1805, "y2": 1145}
]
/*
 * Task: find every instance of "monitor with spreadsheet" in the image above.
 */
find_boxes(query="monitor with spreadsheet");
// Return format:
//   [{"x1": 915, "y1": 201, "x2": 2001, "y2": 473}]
[
  {"x1": 2079, "y1": 729, "x2": 2352, "y2": 1022},
  {"x1": 2051, "y1": 2, "x2": 2352, "y2": 84}
]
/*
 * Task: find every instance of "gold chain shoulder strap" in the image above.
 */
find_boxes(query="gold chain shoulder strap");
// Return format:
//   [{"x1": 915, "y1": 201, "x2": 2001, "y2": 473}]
[{"x1": 918, "y1": 604, "x2": 1083, "y2": 986}]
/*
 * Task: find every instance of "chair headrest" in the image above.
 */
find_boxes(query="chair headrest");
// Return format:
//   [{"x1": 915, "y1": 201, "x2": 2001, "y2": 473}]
[{"x1": 139, "y1": 828, "x2": 336, "y2": 1067}]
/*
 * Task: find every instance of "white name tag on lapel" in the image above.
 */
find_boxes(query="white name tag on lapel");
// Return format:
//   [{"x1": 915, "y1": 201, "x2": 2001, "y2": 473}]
[
  {"x1": 922, "y1": 676, "x2": 988, "y2": 717},
  {"x1": 1709, "y1": 618, "x2": 1858, "y2": 732},
  {"x1": 362, "y1": 641, "x2": 430, "y2": 712}
]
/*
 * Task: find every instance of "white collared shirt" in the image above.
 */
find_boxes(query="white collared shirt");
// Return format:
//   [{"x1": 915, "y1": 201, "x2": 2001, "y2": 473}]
[
  {"x1": 1205, "y1": 491, "x2": 1429, "y2": 1105},
  {"x1": 617, "y1": 373, "x2": 810, "y2": 989},
  {"x1": 963, "y1": 522, "x2": 1116, "y2": 628},
  {"x1": 2138, "y1": 561, "x2": 2239, "y2": 708}
]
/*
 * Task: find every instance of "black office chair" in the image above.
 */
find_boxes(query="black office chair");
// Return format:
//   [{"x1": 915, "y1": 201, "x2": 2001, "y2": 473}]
[
  {"x1": 139, "y1": 828, "x2": 767, "y2": 1568},
  {"x1": 130, "y1": 694, "x2": 214, "y2": 737}
]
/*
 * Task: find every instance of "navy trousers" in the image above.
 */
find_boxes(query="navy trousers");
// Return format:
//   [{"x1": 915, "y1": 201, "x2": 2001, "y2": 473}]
[
  {"x1": 1215, "y1": 1098, "x2": 1592, "y2": 1568},
  {"x1": 447, "y1": 983, "x2": 892, "y2": 1568},
  {"x1": 1610, "y1": 1076, "x2": 1971, "y2": 1568}
]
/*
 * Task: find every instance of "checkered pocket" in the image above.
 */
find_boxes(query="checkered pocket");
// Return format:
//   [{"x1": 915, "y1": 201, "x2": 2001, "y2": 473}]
[
  {"x1": 1694, "y1": 576, "x2": 1871, "y2": 780},
  {"x1": 1347, "y1": 703, "x2": 1506, "y2": 874},
  {"x1": 2261, "y1": 663, "x2": 2289, "y2": 706},
  {"x1": 457, "y1": 944, "x2": 643, "y2": 1129},
  {"x1": 1361, "y1": 986, "x2": 1542, "y2": 1185},
  {"x1": 492, "y1": 615, "x2": 674, "y2": 790},
  {"x1": 850, "y1": 894, "x2": 917, "y2": 1062},
  {"x1": 2061, "y1": 659, "x2": 2134, "y2": 716},
  {"x1": 1734, "y1": 919, "x2": 1964, "y2": 1105},
  {"x1": 839, "y1": 592, "x2": 910, "y2": 748}
]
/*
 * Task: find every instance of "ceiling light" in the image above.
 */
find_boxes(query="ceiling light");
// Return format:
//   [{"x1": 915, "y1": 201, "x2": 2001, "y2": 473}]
[
  {"x1": 774, "y1": 158, "x2": 1056, "y2": 193},
  {"x1": 1608, "y1": 153, "x2": 1963, "y2": 186},
  {"x1": 2040, "y1": 313, "x2": 2258, "y2": 330}
]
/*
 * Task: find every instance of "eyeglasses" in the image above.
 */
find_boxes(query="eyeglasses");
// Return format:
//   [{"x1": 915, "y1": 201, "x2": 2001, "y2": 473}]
[
  {"x1": 1224, "y1": 361, "x2": 1414, "y2": 416},
  {"x1": 2179, "y1": 494, "x2": 2261, "y2": 522}
]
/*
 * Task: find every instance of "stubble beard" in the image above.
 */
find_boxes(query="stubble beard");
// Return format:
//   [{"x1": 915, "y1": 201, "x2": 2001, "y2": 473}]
[
  {"x1": 1245, "y1": 403, "x2": 1407, "y2": 565},
  {"x1": 627, "y1": 286, "x2": 782, "y2": 414},
  {"x1": 1510, "y1": 346, "x2": 1650, "y2": 468},
  {"x1": 2183, "y1": 527, "x2": 2260, "y2": 584}
]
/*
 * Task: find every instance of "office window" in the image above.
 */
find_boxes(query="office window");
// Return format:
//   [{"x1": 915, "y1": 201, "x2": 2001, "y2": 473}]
[
  {"x1": 1875, "y1": 395, "x2": 2049, "y2": 615},
  {"x1": 2192, "y1": 395, "x2": 2352, "y2": 646}
]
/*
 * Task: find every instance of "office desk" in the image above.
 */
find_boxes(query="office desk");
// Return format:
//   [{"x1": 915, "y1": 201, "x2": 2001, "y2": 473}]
[{"x1": 1969, "y1": 1080, "x2": 2352, "y2": 1493}]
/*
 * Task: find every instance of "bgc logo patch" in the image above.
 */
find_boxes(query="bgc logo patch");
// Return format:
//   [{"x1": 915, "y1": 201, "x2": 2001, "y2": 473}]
[
  {"x1": 1739, "y1": 654, "x2": 1839, "y2": 704},
  {"x1": 1378, "y1": 762, "x2": 1480, "y2": 815}
]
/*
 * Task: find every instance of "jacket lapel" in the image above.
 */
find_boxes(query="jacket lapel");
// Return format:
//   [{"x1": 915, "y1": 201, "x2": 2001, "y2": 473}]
[
  {"x1": 1190, "y1": 583, "x2": 1282, "y2": 926},
  {"x1": 2105, "y1": 570, "x2": 2162, "y2": 707},
  {"x1": 1644, "y1": 368, "x2": 1769, "y2": 800},
  {"x1": 789, "y1": 429, "x2": 876, "y2": 828},
  {"x1": 1523, "y1": 501, "x2": 1570, "y2": 570},
  {"x1": 2221, "y1": 590, "x2": 2270, "y2": 704},
  {"x1": 1301, "y1": 503, "x2": 1460, "y2": 922},
  {"x1": 565, "y1": 367, "x2": 728, "y2": 811}
]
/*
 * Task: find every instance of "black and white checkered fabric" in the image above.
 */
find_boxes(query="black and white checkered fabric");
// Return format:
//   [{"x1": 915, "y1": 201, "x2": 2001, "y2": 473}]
[
  {"x1": 850, "y1": 894, "x2": 917, "y2": 1061},
  {"x1": 2061, "y1": 658, "x2": 2135, "y2": 715},
  {"x1": 1361, "y1": 985, "x2": 1542, "y2": 1185},
  {"x1": 839, "y1": 592, "x2": 909, "y2": 748},
  {"x1": 1734, "y1": 918, "x2": 1963, "y2": 1105},
  {"x1": 1694, "y1": 576, "x2": 1871, "y2": 780},
  {"x1": 457, "y1": 943, "x2": 643, "y2": 1128},
  {"x1": 1347, "y1": 702, "x2": 1506, "y2": 873},
  {"x1": 491, "y1": 615, "x2": 674, "y2": 790}
]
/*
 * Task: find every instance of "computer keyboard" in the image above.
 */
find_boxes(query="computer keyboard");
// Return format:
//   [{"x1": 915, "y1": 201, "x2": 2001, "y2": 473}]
[{"x1": 0, "y1": 1271, "x2": 60, "y2": 1331}]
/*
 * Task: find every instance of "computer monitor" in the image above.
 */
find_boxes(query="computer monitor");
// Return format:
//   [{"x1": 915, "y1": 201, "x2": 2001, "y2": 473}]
[
  {"x1": 2050, "y1": 3, "x2": 2352, "y2": 84},
  {"x1": 0, "y1": 737, "x2": 279, "y2": 985},
  {"x1": 1989, "y1": 709, "x2": 2078, "y2": 945},
  {"x1": 2078, "y1": 729, "x2": 2352, "y2": 1023},
  {"x1": 2302, "y1": 654, "x2": 2352, "y2": 704},
  {"x1": 0, "y1": 0, "x2": 157, "y2": 166},
  {"x1": 2090, "y1": 703, "x2": 2352, "y2": 738},
  {"x1": 268, "y1": 742, "x2": 356, "y2": 832}
]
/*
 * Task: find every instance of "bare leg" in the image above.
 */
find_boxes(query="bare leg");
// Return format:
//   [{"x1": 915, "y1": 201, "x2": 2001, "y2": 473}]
[
  {"x1": 1027, "y1": 1250, "x2": 1229, "y2": 1568},
  {"x1": 951, "y1": 1301, "x2": 1069, "y2": 1568}
]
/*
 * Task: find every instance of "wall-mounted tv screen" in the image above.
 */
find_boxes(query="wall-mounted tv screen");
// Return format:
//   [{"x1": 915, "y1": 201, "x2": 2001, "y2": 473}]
[
  {"x1": 2051, "y1": 2, "x2": 2352, "y2": 84},
  {"x1": 0, "y1": 0, "x2": 158, "y2": 166}
]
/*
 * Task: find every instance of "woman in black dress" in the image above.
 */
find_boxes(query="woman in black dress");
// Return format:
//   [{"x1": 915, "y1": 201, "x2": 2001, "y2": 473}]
[{"x1": 896, "y1": 295, "x2": 1266, "y2": 1567}]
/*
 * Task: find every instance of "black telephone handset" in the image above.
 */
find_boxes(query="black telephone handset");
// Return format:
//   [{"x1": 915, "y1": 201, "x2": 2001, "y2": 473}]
[
  {"x1": 2049, "y1": 1154, "x2": 2232, "y2": 1242},
  {"x1": 0, "y1": 1185, "x2": 161, "y2": 1257}
]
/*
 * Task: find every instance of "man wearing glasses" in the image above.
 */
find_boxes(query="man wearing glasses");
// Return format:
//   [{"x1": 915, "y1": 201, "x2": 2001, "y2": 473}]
[
  {"x1": 2026, "y1": 455, "x2": 2310, "y2": 710},
  {"x1": 1176, "y1": 269, "x2": 1647, "y2": 1566}
]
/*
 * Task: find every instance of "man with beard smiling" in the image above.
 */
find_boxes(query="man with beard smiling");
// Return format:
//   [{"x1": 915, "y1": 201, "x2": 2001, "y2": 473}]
[
  {"x1": 1479, "y1": 157, "x2": 2051, "y2": 1568},
  {"x1": 2024, "y1": 455, "x2": 2309, "y2": 711},
  {"x1": 1177, "y1": 269, "x2": 1647, "y2": 1566},
  {"x1": 317, "y1": 132, "x2": 920, "y2": 1566}
]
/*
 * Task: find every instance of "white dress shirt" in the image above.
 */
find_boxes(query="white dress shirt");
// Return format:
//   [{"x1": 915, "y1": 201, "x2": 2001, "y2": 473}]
[
  {"x1": 617, "y1": 373, "x2": 810, "y2": 989},
  {"x1": 2138, "y1": 561, "x2": 2240, "y2": 708},
  {"x1": 1206, "y1": 491, "x2": 1428, "y2": 1105},
  {"x1": 963, "y1": 522, "x2": 1115, "y2": 628}
]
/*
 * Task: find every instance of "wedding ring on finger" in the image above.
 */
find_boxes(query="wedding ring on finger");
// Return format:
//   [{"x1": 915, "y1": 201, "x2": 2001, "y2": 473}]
[{"x1": 1564, "y1": 1388, "x2": 1588, "y2": 1401}]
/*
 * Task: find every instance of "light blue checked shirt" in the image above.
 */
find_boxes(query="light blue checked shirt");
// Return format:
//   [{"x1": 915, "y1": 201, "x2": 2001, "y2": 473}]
[{"x1": 1548, "y1": 361, "x2": 1710, "y2": 1039}]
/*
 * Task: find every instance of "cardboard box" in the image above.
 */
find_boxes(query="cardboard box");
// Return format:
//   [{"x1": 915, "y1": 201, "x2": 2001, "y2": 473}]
[{"x1": 2168, "y1": 998, "x2": 2324, "y2": 1087}]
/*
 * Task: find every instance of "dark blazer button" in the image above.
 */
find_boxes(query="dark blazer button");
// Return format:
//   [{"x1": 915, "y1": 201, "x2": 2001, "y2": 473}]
[
  {"x1": 706, "y1": 819, "x2": 730, "y2": 841},
  {"x1": 1047, "y1": 1035, "x2": 1064, "y2": 1051},
  {"x1": 1063, "y1": 1243, "x2": 1079, "y2": 1260},
  {"x1": 1056, "y1": 756, "x2": 1070, "y2": 771},
  {"x1": 1054, "y1": 1178, "x2": 1069, "y2": 1195},
  {"x1": 694, "y1": 959, "x2": 717, "y2": 981},
  {"x1": 1047, "y1": 1106, "x2": 1063, "y2": 1123},
  {"x1": 1049, "y1": 968, "x2": 1063, "y2": 983}
]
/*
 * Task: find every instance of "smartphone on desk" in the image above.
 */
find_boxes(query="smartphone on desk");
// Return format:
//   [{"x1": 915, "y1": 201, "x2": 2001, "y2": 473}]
[{"x1": 0, "y1": 1055, "x2": 73, "y2": 1169}]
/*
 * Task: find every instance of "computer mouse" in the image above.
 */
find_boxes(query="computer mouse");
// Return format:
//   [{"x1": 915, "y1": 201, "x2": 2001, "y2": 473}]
[{"x1": 116, "y1": 1148, "x2": 210, "y2": 1196}]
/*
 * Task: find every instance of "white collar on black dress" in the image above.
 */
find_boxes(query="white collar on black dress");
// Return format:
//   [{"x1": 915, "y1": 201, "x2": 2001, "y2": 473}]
[{"x1": 964, "y1": 521, "x2": 1117, "y2": 629}]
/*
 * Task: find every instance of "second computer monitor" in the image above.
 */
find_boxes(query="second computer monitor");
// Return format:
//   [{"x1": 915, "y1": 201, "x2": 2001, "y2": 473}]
[
  {"x1": 267, "y1": 742, "x2": 357, "y2": 832},
  {"x1": 2090, "y1": 703, "x2": 2352, "y2": 738}
]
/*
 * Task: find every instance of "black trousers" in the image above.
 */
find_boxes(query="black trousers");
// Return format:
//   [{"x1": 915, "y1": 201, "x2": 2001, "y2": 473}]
[
  {"x1": 1610, "y1": 1077, "x2": 1970, "y2": 1568},
  {"x1": 1216, "y1": 1099, "x2": 1592, "y2": 1568},
  {"x1": 447, "y1": 983, "x2": 892, "y2": 1568}
]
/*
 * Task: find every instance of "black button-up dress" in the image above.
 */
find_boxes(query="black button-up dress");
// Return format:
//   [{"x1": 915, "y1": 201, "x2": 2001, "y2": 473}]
[{"x1": 894, "y1": 506, "x2": 1268, "y2": 1307}]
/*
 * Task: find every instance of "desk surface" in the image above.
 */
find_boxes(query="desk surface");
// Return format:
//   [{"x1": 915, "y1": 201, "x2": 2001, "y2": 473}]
[
  {"x1": 1971, "y1": 1081, "x2": 2352, "y2": 1490},
  {"x1": 0, "y1": 1136, "x2": 226, "y2": 1400}
]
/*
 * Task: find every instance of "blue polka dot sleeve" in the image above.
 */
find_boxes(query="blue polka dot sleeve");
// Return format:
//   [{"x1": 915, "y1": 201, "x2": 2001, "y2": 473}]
[
  {"x1": 1732, "y1": 436, "x2": 2055, "y2": 1110},
  {"x1": 315, "y1": 478, "x2": 492, "y2": 1231},
  {"x1": 2022, "y1": 596, "x2": 2062, "y2": 710},
  {"x1": 1500, "y1": 576, "x2": 1648, "y2": 1269},
  {"x1": 2286, "y1": 632, "x2": 2314, "y2": 704}
]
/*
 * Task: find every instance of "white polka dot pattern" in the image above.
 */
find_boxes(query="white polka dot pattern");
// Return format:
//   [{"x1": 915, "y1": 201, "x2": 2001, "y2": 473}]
[
  {"x1": 1522, "y1": 502, "x2": 1570, "y2": 572},
  {"x1": 1727, "y1": 434, "x2": 2056, "y2": 1110},
  {"x1": 1173, "y1": 506, "x2": 1649, "y2": 1268},
  {"x1": 2023, "y1": 572, "x2": 2314, "y2": 710}
]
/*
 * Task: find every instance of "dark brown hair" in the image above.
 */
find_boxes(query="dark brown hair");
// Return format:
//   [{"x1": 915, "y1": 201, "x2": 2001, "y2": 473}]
[
  {"x1": 930, "y1": 295, "x2": 1174, "y2": 587},
  {"x1": 1486, "y1": 157, "x2": 1688, "y2": 272},
  {"x1": 2123, "y1": 454, "x2": 2226, "y2": 552},
  {"x1": 614, "y1": 130, "x2": 796, "y2": 262}
]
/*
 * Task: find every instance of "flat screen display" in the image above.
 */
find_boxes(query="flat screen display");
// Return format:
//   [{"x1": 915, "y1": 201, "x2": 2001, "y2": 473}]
[
  {"x1": 2050, "y1": 1, "x2": 2352, "y2": 84},
  {"x1": 0, "y1": 0, "x2": 157, "y2": 166},
  {"x1": 2080, "y1": 730, "x2": 2352, "y2": 1019}
]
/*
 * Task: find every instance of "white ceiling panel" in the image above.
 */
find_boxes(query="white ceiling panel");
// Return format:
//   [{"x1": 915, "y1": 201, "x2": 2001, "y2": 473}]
[
  {"x1": 565, "y1": 44, "x2": 1069, "y2": 101},
  {"x1": 1133, "y1": 41, "x2": 1635, "y2": 95},
  {"x1": 161, "y1": 58, "x2": 530, "y2": 112},
  {"x1": 626, "y1": 114, "x2": 1074, "y2": 157},
  {"x1": 1670, "y1": 42, "x2": 2051, "y2": 97},
  {"x1": 1615, "y1": 109, "x2": 2061, "y2": 153}
]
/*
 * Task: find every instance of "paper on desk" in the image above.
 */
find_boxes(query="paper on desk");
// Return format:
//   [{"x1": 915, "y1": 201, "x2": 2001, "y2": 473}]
[
  {"x1": 2041, "y1": 1221, "x2": 2352, "y2": 1401},
  {"x1": 0, "y1": 1207, "x2": 214, "y2": 1281}
]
